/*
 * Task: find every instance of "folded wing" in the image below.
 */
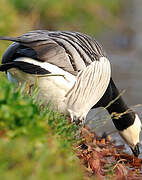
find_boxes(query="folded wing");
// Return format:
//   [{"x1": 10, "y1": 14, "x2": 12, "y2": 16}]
[{"x1": 65, "y1": 57, "x2": 111, "y2": 121}]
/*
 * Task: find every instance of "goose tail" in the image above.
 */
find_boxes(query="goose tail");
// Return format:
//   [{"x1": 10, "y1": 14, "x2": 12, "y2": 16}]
[
  {"x1": 0, "y1": 63, "x2": 13, "y2": 71},
  {"x1": 0, "y1": 36, "x2": 20, "y2": 42}
]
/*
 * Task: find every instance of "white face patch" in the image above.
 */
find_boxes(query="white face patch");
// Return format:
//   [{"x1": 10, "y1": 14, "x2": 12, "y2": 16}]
[{"x1": 119, "y1": 114, "x2": 142, "y2": 148}]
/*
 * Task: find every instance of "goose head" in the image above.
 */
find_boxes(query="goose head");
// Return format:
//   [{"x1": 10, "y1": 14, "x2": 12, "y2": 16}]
[{"x1": 119, "y1": 114, "x2": 141, "y2": 157}]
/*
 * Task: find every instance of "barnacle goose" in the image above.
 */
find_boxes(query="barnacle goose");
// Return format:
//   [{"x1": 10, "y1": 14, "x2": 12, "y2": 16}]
[{"x1": 0, "y1": 30, "x2": 141, "y2": 156}]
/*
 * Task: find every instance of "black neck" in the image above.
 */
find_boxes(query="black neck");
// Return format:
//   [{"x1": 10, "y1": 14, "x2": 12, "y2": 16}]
[{"x1": 93, "y1": 78, "x2": 135, "y2": 131}]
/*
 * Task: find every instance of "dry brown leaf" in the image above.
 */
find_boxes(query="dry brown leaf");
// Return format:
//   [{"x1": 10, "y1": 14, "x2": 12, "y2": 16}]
[
  {"x1": 114, "y1": 163, "x2": 128, "y2": 180},
  {"x1": 0, "y1": 129, "x2": 7, "y2": 137},
  {"x1": 75, "y1": 126, "x2": 142, "y2": 179},
  {"x1": 132, "y1": 158, "x2": 141, "y2": 168},
  {"x1": 100, "y1": 138, "x2": 106, "y2": 144}
]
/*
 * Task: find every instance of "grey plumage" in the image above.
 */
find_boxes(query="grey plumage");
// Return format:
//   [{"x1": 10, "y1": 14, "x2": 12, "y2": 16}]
[
  {"x1": 0, "y1": 30, "x2": 110, "y2": 122},
  {"x1": 0, "y1": 30, "x2": 106, "y2": 73},
  {"x1": 0, "y1": 30, "x2": 141, "y2": 157}
]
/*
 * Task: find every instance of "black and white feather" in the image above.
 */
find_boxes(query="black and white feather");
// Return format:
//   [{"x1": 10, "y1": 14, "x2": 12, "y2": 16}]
[
  {"x1": 0, "y1": 30, "x2": 141, "y2": 156},
  {"x1": 0, "y1": 31, "x2": 111, "y2": 120}
]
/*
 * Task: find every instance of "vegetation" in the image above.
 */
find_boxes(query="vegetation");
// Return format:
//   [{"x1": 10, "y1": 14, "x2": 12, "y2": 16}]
[
  {"x1": 0, "y1": 76, "x2": 142, "y2": 179},
  {"x1": 0, "y1": 0, "x2": 122, "y2": 54},
  {"x1": 0, "y1": 75, "x2": 84, "y2": 179},
  {"x1": 2, "y1": 1, "x2": 140, "y2": 179}
]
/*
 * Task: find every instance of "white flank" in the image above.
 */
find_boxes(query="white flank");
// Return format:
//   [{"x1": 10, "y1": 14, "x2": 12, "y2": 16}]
[
  {"x1": 65, "y1": 56, "x2": 111, "y2": 121},
  {"x1": 7, "y1": 56, "x2": 111, "y2": 120},
  {"x1": 119, "y1": 114, "x2": 142, "y2": 148},
  {"x1": 7, "y1": 57, "x2": 76, "y2": 113}
]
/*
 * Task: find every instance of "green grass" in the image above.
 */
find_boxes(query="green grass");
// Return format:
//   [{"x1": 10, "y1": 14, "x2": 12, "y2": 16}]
[{"x1": 0, "y1": 75, "x2": 84, "y2": 180}]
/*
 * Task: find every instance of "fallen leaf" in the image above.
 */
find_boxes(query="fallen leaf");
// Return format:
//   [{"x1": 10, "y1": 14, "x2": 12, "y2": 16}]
[{"x1": 75, "y1": 126, "x2": 142, "y2": 179}]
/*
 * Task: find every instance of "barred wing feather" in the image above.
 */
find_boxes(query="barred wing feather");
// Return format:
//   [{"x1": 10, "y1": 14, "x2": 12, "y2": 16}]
[
  {"x1": 65, "y1": 57, "x2": 111, "y2": 121},
  {"x1": 0, "y1": 31, "x2": 111, "y2": 121}
]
